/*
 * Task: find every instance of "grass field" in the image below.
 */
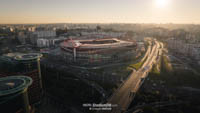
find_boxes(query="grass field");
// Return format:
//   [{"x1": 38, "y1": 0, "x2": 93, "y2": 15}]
[
  {"x1": 149, "y1": 54, "x2": 200, "y2": 88},
  {"x1": 129, "y1": 56, "x2": 147, "y2": 70}
]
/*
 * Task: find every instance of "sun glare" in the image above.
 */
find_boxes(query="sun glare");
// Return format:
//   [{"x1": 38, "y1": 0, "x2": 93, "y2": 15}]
[{"x1": 155, "y1": 0, "x2": 169, "y2": 8}]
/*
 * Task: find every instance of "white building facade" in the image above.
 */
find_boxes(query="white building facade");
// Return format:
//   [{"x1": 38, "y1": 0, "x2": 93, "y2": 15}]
[
  {"x1": 167, "y1": 38, "x2": 200, "y2": 60},
  {"x1": 33, "y1": 31, "x2": 56, "y2": 38},
  {"x1": 37, "y1": 39, "x2": 55, "y2": 48}
]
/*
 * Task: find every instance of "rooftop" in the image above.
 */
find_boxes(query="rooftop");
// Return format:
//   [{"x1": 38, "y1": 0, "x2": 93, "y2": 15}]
[
  {"x1": 61, "y1": 38, "x2": 135, "y2": 49},
  {"x1": 2, "y1": 53, "x2": 42, "y2": 61},
  {"x1": 14, "y1": 53, "x2": 42, "y2": 61},
  {"x1": 0, "y1": 76, "x2": 32, "y2": 96}
]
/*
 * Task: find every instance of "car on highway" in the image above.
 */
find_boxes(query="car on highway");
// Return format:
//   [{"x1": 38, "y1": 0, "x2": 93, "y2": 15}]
[{"x1": 129, "y1": 91, "x2": 135, "y2": 98}]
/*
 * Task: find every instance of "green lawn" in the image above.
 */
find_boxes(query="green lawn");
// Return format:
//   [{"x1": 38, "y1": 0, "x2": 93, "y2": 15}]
[
  {"x1": 0, "y1": 34, "x2": 8, "y2": 36},
  {"x1": 162, "y1": 55, "x2": 173, "y2": 72},
  {"x1": 129, "y1": 56, "x2": 147, "y2": 70},
  {"x1": 151, "y1": 64, "x2": 160, "y2": 75},
  {"x1": 149, "y1": 54, "x2": 200, "y2": 88},
  {"x1": 129, "y1": 62, "x2": 143, "y2": 70}
]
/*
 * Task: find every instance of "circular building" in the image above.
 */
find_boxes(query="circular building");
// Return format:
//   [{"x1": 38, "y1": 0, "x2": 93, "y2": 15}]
[
  {"x1": 0, "y1": 53, "x2": 43, "y2": 104},
  {"x1": 0, "y1": 76, "x2": 32, "y2": 113},
  {"x1": 60, "y1": 38, "x2": 137, "y2": 67}
]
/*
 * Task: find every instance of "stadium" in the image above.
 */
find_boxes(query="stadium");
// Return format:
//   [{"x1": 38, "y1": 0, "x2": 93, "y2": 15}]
[{"x1": 60, "y1": 38, "x2": 137, "y2": 67}]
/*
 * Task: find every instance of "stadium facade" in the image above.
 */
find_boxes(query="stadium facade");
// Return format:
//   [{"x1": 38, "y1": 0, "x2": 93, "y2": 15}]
[{"x1": 60, "y1": 38, "x2": 137, "y2": 67}]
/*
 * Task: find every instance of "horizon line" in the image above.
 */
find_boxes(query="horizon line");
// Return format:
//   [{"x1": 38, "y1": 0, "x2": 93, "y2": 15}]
[{"x1": 0, "y1": 22, "x2": 200, "y2": 25}]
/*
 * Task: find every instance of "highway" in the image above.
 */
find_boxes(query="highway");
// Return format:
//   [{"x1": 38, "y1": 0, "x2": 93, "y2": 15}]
[{"x1": 97, "y1": 39, "x2": 162, "y2": 113}]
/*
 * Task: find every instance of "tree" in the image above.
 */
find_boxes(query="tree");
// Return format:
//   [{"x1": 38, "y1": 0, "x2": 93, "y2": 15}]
[{"x1": 96, "y1": 26, "x2": 101, "y2": 31}]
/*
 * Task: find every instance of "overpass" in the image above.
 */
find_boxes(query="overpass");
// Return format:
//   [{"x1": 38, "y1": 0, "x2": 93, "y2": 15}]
[{"x1": 97, "y1": 39, "x2": 162, "y2": 113}]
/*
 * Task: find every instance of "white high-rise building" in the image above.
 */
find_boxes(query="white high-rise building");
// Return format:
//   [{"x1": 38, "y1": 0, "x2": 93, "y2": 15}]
[
  {"x1": 33, "y1": 31, "x2": 56, "y2": 38},
  {"x1": 37, "y1": 39, "x2": 55, "y2": 48}
]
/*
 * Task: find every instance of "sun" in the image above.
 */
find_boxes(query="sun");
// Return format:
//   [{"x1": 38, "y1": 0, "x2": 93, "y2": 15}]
[{"x1": 155, "y1": 0, "x2": 169, "y2": 8}]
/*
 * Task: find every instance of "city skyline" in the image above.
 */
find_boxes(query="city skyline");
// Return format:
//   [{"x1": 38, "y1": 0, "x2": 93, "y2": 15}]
[{"x1": 1, "y1": 0, "x2": 200, "y2": 24}]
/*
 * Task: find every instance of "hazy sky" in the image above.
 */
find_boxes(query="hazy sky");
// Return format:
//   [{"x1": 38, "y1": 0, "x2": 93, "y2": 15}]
[{"x1": 0, "y1": 0, "x2": 200, "y2": 24}]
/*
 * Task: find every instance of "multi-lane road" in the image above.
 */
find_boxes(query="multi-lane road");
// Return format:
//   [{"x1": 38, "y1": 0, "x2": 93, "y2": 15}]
[{"x1": 98, "y1": 39, "x2": 162, "y2": 113}]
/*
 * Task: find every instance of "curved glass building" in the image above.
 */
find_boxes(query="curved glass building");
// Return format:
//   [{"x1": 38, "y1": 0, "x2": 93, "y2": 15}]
[
  {"x1": 0, "y1": 53, "x2": 43, "y2": 104},
  {"x1": 0, "y1": 76, "x2": 32, "y2": 113}
]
